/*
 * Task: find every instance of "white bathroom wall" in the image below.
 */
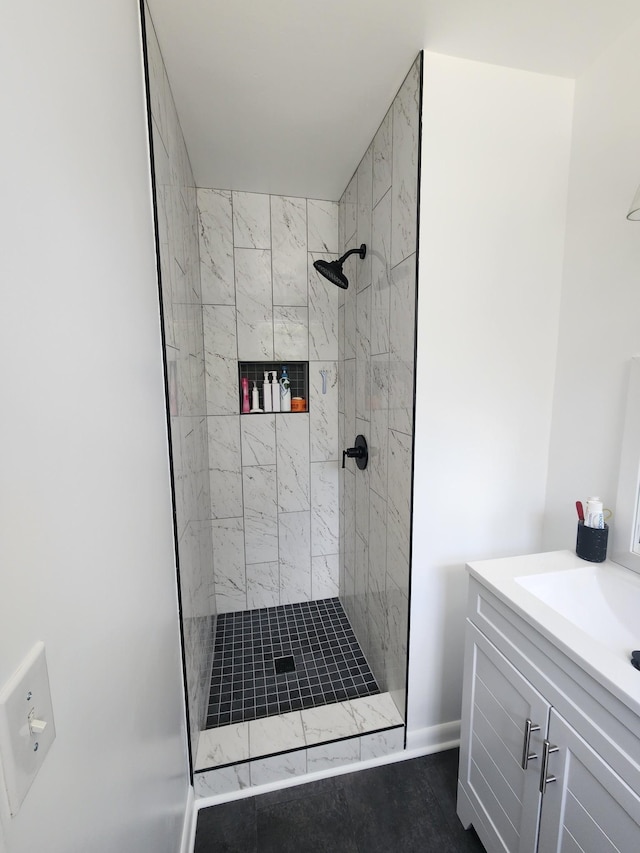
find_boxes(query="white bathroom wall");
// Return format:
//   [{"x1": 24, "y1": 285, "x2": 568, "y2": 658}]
[
  {"x1": 407, "y1": 53, "x2": 574, "y2": 743},
  {"x1": 542, "y1": 18, "x2": 640, "y2": 550},
  {"x1": 144, "y1": 5, "x2": 214, "y2": 762},
  {"x1": 0, "y1": 2, "x2": 189, "y2": 852},
  {"x1": 198, "y1": 190, "x2": 340, "y2": 611},
  {"x1": 338, "y1": 56, "x2": 421, "y2": 717}
]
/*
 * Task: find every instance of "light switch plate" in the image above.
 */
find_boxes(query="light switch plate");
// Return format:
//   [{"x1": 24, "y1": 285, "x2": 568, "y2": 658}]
[{"x1": 0, "y1": 643, "x2": 56, "y2": 816}]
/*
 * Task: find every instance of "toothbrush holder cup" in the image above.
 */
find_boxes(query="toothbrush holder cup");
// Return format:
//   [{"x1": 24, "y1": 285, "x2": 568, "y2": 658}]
[{"x1": 576, "y1": 520, "x2": 608, "y2": 563}]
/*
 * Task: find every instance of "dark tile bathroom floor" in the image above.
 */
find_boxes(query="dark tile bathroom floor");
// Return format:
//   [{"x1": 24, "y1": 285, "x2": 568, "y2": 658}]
[
  {"x1": 194, "y1": 748, "x2": 486, "y2": 853},
  {"x1": 206, "y1": 598, "x2": 379, "y2": 728}
]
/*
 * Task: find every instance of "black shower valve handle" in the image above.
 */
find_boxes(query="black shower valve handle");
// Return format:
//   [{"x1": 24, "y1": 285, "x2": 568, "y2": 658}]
[
  {"x1": 342, "y1": 446, "x2": 362, "y2": 467},
  {"x1": 342, "y1": 435, "x2": 368, "y2": 470}
]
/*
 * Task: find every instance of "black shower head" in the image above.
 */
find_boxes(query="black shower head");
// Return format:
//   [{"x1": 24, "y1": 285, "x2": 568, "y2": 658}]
[{"x1": 313, "y1": 244, "x2": 366, "y2": 290}]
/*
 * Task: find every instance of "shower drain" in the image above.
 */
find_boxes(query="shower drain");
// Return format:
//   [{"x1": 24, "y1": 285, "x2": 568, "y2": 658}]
[{"x1": 274, "y1": 655, "x2": 296, "y2": 675}]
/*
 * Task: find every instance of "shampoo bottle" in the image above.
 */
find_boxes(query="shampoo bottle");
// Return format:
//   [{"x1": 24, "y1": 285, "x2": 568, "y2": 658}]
[
  {"x1": 262, "y1": 371, "x2": 272, "y2": 413},
  {"x1": 271, "y1": 370, "x2": 280, "y2": 412},
  {"x1": 241, "y1": 377, "x2": 250, "y2": 413},
  {"x1": 280, "y1": 366, "x2": 291, "y2": 412}
]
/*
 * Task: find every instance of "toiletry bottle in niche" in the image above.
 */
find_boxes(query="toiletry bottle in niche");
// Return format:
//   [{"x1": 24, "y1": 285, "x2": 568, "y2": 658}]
[
  {"x1": 241, "y1": 377, "x2": 250, "y2": 413},
  {"x1": 262, "y1": 371, "x2": 272, "y2": 413},
  {"x1": 271, "y1": 370, "x2": 280, "y2": 412},
  {"x1": 251, "y1": 381, "x2": 262, "y2": 413},
  {"x1": 280, "y1": 366, "x2": 291, "y2": 412}
]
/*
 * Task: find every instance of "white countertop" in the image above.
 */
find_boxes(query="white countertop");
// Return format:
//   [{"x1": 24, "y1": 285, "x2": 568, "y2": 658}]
[{"x1": 466, "y1": 549, "x2": 640, "y2": 718}]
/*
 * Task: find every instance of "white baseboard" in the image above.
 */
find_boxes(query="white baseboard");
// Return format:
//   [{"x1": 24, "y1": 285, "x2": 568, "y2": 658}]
[
  {"x1": 195, "y1": 720, "x2": 461, "y2": 811},
  {"x1": 180, "y1": 785, "x2": 196, "y2": 853},
  {"x1": 405, "y1": 720, "x2": 460, "y2": 753}
]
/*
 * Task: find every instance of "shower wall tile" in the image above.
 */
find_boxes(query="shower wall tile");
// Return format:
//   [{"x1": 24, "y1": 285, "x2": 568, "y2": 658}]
[
  {"x1": 309, "y1": 360, "x2": 338, "y2": 462},
  {"x1": 389, "y1": 253, "x2": 416, "y2": 436},
  {"x1": 345, "y1": 173, "x2": 357, "y2": 243},
  {"x1": 337, "y1": 54, "x2": 420, "y2": 719},
  {"x1": 271, "y1": 195, "x2": 307, "y2": 306},
  {"x1": 276, "y1": 413, "x2": 310, "y2": 512},
  {"x1": 386, "y1": 429, "x2": 412, "y2": 591},
  {"x1": 391, "y1": 60, "x2": 420, "y2": 268},
  {"x1": 203, "y1": 304, "x2": 238, "y2": 415},
  {"x1": 243, "y1": 465, "x2": 278, "y2": 565},
  {"x1": 145, "y1": 4, "x2": 214, "y2": 761},
  {"x1": 212, "y1": 517, "x2": 246, "y2": 613},
  {"x1": 353, "y1": 533, "x2": 369, "y2": 650},
  {"x1": 311, "y1": 554, "x2": 339, "y2": 599},
  {"x1": 343, "y1": 263, "x2": 356, "y2": 361},
  {"x1": 385, "y1": 574, "x2": 409, "y2": 716},
  {"x1": 370, "y1": 353, "x2": 389, "y2": 499},
  {"x1": 207, "y1": 415, "x2": 242, "y2": 519},
  {"x1": 279, "y1": 511, "x2": 311, "y2": 604},
  {"x1": 373, "y1": 109, "x2": 393, "y2": 207},
  {"x1": 274, "y1": 306, "x2": 309, "y2": 360},
  {"x1": 246, "y1": 561, "x2": 280, "y2": 609},
  {"x1": 356, "y1": 146, "x2": 373, "y2": 291},
  {"x1": 343, "y1": 468, "x2": 356, "y2": 588},
  {"x1": 232, "y1": 191, "x2": 271, "y2": 249},
  {"x1": 145, "y1": 16, "x2": 168, "y2": 143},
  {"x1": 310, "y1": 461, "x2": 339, "y2": 556},
  {"x1": 241, "y1": 413, "x2": 276, "y2": 466},
  {"x1": 368, "y1": 488, "x2": 387, "y2": 598},
  {"x1": 338, "y1": 197, "x2": 346, "y2": 262},
  {"x1": 354, "y1": 433, "x2": 370, "y2": 546},
  {"x1": 307, "y1": 199, "x2": 339, "y2": 253},
  {"x1": 371, "y1": 188, "x2": 391, "y2": 356},
  {"x1": 235, "y1": 248, "x2": 273, "y2": 359},
  {"x1": 308, "y1": 253, "x2": 339, "y2": 360},
  {"x1": 197, "y1": 188, "x2": 234, "y2": 305},
  {"x1": 152, "y1": 120, "x2": 171, "y2": 188},
  {"x1": 198, "y1": 191, "x2": 340, "y2": 609},
  {"x1": 355, "y1": 285, "x2": 371, "y2": 422},
  {"x1": 343, "y1": 358, "x2": 356, "y2": 451}
]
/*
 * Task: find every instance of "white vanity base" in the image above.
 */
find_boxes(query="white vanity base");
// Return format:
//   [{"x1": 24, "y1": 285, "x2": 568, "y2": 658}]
[{"x1": 457, "y1": 550, "x2": 640, "y2": 853}]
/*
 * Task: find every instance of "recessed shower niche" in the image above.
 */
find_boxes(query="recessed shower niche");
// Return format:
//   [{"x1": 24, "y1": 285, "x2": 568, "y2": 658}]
[
  {"x1": 142, "y1": 0, "x2": 420, "y2": 796},
  {"x1": 238, "y1": 361, "x2": 309, "y2": 414}
]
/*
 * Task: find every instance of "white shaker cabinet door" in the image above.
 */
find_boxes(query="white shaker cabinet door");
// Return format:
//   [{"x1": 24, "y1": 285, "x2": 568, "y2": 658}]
[
  {"x1": 458, "y1": 623, "x2": 551, "y2": 853},
  {"x1": 538, "y1": 708, "x2": 640, "y2": 853}
]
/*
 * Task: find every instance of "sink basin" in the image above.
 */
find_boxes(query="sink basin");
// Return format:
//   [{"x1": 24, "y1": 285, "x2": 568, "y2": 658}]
[{"x1": 515, "y1": 564, "x2": 640, "y2": 655}]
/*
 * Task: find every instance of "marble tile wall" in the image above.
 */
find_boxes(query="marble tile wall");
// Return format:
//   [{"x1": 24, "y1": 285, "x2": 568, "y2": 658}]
[
  {"x1": 144, "y1": 6, "x2": 215, "y2": 762},
  {"x1": 198, "y1": 190, "x2": 340, "y2": 611},
  {"x1": 338, "y1": 54, "x2": 422, "y2": 718}
]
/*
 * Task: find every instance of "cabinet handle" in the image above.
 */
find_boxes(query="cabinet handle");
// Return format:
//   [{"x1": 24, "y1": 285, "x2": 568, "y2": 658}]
[
  {"x1": 539, "y1": 739, "x2": 559, "y2": 793},
  {"x1": 521, "y1": 718, "x2": 540, "y2": 769}
]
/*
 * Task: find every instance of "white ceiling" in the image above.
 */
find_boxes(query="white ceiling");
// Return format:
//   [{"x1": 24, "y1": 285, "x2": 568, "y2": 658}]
[{"x1": 146, "y1": 0, "x2": 640, "y2": 200}]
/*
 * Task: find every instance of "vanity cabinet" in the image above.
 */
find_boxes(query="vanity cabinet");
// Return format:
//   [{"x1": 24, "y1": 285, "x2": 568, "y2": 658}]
[{"x1": 457, "y1": 577, "x2": 640, "y2": 853}]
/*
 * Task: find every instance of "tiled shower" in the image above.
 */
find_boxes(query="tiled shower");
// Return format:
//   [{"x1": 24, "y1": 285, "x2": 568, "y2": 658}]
[
  {"x1": 143, "y1": 2, "x2": 420, "y2": 790},
  {"x1": 197, "y1": 187, "x2": 342, "y2": 612}
]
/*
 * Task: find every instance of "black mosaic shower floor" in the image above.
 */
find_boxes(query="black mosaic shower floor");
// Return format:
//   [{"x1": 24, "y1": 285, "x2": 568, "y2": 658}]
[{"x1": 205, "y1": 598, "x2": 380, "y2": 728}]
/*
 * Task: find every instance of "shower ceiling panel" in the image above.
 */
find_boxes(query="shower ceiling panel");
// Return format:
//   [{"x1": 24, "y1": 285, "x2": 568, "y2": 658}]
[{"x1": 145, "y1": 0, "x2": 639, "y2": 200}]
